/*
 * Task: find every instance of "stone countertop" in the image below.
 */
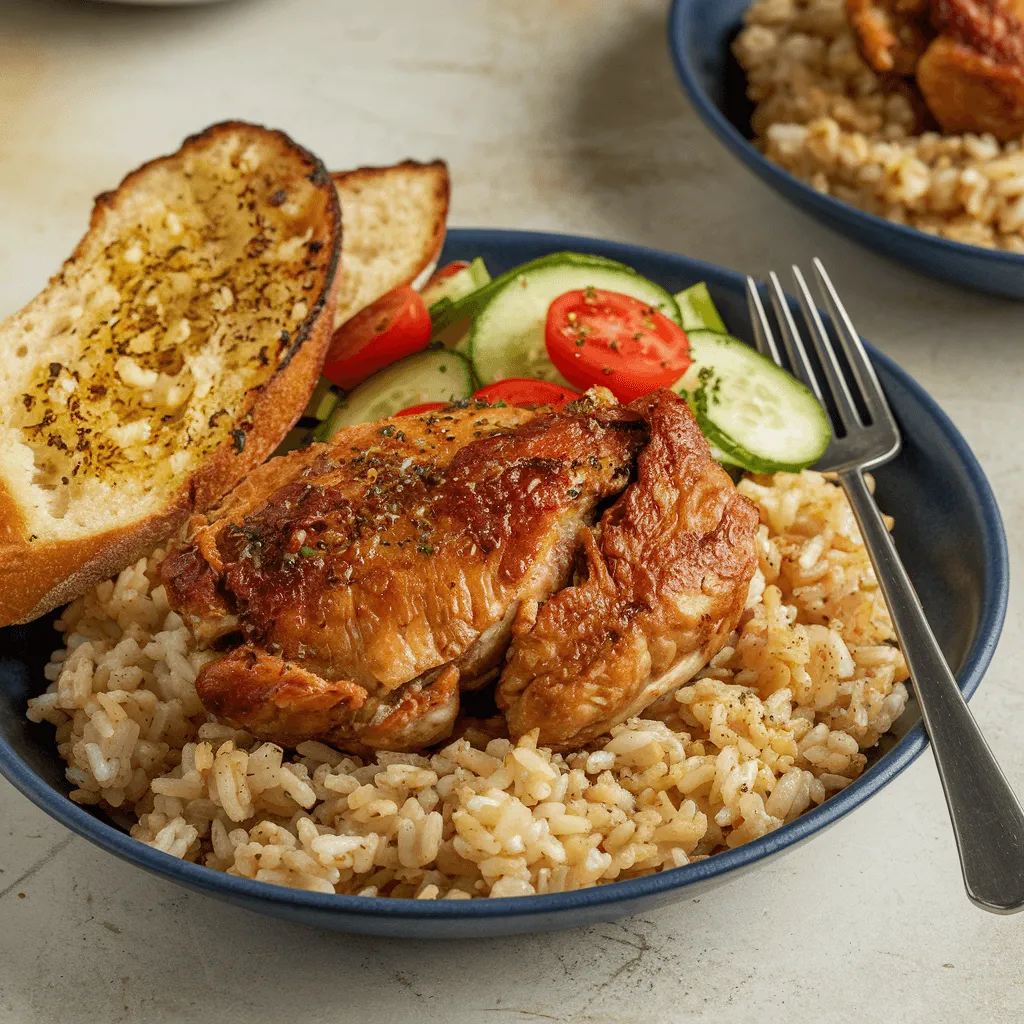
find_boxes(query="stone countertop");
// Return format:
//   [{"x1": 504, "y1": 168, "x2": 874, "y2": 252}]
[{"x1": 0, "y1": 1, "x2": 1021, "y2": 1021}]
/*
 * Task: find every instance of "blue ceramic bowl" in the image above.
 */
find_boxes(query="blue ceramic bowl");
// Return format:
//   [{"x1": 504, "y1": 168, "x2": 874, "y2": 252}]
[
  {"x1": 668, "y1": 0, "x2": 1024, "y2": 299},
  {"x1": 0, "y1": 230, "x2": 1009, "y2": 937}
]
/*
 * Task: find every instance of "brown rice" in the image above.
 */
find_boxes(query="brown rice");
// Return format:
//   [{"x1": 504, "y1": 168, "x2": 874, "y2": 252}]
[
  {"x1": 27, "y1": 470, "x2": 909, "y2": 899},
  {"x1": 734, "y1": 0, "x2": 1024, "y2": 252}
]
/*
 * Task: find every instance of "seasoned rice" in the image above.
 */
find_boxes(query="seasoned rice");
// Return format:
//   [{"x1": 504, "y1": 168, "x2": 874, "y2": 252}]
[
  {"x1": 27, "y1": 470, "x2": 909, "y2": 899},
  {"x1": 733, "y1": 0, "x2": 1024, "y2": 252}
]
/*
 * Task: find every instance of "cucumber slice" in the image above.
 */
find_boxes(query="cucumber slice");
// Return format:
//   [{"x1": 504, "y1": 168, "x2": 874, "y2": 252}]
[
  {"x1": 420, "y1": 257, "x2": 491, "y2": 308},
  {"x1": 470, "y1": 259, "x2": 681, "y2": 386},
  {"x1": 450, "y1": 329, "x2": 474, "y2": 356},
  {"x1": 708, "y1": 442, "x2": 744, "y2": 469},
  {"x1": 468, "y1": 256, "x2": 490, "y2": 288},
  {"x1": 675, "y1": 330, "x2": 830, "y2": 473},
  {"x1": 429, "y1": 251, "x2": 639, "y2": 336},
  {"x1": 303, "y1": 376, "x2": 339, "y2": 421},
  {"x1": 674, "y1": 282, "x2": 726, "y2": 334},
  {"x1": 315, "y1": 349, "x2": 474, "y2": 439},
  {"x1": 314, "y1": 388, "x2": 340, "y2": 422}
]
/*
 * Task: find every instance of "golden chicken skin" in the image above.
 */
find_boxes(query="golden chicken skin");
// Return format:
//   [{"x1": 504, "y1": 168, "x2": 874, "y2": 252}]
[
  {"x1": 848, "y1": 0, "x2": 933, "y2": 74},
  {"x1": 497, "y1": 390, "x2": 759, "y2": 748},
  {"x1": 162, "y1": 389, "x2": 758, "y2": 754},
  {"x1": 849, "y1": 0, "x2": 1024, "y2": 141},
  {"x1": 162, "y1": 392, "x2": 646, "y2": 751}
]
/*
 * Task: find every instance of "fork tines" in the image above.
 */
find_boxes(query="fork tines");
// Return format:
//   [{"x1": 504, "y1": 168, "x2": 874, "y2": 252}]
[{"x1": 745, "y1": 261, "x2": 901, "y2": 472}]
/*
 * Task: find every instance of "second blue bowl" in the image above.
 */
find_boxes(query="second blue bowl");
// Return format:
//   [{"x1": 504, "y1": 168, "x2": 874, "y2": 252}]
[{"x1": 668, "y1": 0, "x2": 1024, "y2": 299}]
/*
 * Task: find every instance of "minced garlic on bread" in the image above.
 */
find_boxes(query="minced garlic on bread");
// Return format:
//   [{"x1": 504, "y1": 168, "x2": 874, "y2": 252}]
[{"x1": 0, "y1": 121, "x2": 341, "y2": 626}]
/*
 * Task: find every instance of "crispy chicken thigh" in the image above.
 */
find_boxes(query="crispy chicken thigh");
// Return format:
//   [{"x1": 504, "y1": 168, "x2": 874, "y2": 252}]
[
  {"x1": 163, "y1": 390, "x2": 758, "y2": 754},
  {"x1": 848, "y1": 0, "x2": 1024, "y2": 140},
  {"x1": 847, "y1": 0, "x2": 933, "y2": 74},
  {"x1": 162, "y1": 392, "x2": 647, "y2": 751},
  {"x1": 497, "y1": 391, "x2": 759, "y2": 748}
]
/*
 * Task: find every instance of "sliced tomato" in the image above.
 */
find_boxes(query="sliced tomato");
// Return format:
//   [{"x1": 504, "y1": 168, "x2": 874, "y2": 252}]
[
  {"x1": 424, "y1": 261, "x2": 470, "y2": 289},
  {"x1": 544, "y1": 289, "x2": 691, "y2": 403},
  {"x1": 473, "y1": 378, "x2": 581, "y2": 410},
  {"x1": 323, "y1": 286, "x2": 431, "y2": 391},
  {"x1": 396, "y1": 402, "x2": 448, "y2": 417}
]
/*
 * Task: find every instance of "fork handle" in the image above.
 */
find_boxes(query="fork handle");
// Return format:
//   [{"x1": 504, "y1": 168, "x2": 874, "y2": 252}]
[{"x1": 839, "y1": 468, "x2": 1024, "y2": 914}]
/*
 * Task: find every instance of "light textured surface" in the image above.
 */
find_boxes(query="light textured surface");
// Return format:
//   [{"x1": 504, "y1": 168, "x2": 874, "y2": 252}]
[{"x1": 0, "y1": 0, "x2": 1021, "y2": 1021}]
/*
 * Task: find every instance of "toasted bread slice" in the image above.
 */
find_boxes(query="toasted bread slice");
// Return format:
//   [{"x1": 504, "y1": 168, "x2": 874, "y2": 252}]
[
  {"x1": 0, "y1": 121, "x2": 341, "y2": 626},
  {"x1": 331, "y1": 160, "x2": 449, "y2": 326}
]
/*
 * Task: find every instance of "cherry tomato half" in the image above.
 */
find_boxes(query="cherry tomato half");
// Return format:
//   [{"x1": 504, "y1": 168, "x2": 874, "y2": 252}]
[
  {"x1": 395, "y1": 402, "x2": 448, "y2": 417},
  {"x1": 323, "y1": 286, "x2": 432, "y2": 391},
  {"x1": 473, "y1": 378, "x2": 581, "y2": 409},
  {"x1": 544, "y1": 289, "x2": 691, "y2": 403},
  {"x1": 424, "y1": 261, "x2": 470, "y2": 289}
]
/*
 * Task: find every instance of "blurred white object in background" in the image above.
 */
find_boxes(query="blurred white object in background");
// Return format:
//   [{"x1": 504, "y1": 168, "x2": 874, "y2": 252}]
[{"x1": 88, "y1": 0, "x2": 237, "y2": 6}]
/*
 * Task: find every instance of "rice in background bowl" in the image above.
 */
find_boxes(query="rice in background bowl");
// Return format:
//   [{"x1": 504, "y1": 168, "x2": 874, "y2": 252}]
[
  {"x1": 734, "y1": 0, "x2": 1024, "y2": 252},
  {"x1": 26, "y1": 470, "x2": 908, "y2": 899}
]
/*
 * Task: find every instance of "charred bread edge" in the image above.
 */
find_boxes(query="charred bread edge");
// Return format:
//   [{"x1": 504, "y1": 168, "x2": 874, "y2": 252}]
[{"x1": 0, "y1": 120, "x2": 343, "y2": 626}]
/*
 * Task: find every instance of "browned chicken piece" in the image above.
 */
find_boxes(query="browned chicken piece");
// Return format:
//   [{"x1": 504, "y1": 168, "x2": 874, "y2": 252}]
[
  {"x1": 848, "y1": 0, "x2": 933, "y2": 74},
  {"x1": 849, "y1": 0, "x2": 1024, "y2": 140},
  {"x1": 162, "y1": 392, "x2": 648, "y2": 752},
  {"x1": 935, "y1": 0, "x2": 1024, "y2": 59},
  {"x1": 918, "y1": 1, "x2": 1024, "y2": 139},
  {"x1": 497, "y1": 391, "x2": 759, "y2": 749}
]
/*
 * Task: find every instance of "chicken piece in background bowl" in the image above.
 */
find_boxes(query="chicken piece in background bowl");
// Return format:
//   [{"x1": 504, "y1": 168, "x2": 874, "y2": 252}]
[
  {"x1": 847, "y1": 0, "x2": 933, "y2": 74},
  {"x1": 849, "y1": 0, "x2": 1024, "y2": 140}
]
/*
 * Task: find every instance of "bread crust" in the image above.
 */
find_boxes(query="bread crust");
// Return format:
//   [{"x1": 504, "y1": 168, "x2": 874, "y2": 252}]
[
  {"x1": 330, "y1": 160, "x2": 449, "y2": 313},
  {"x1": 0, "y1": 121, "x2": 342, "y2": 626},
  {"x1": 330, "y1": 160, "x2": 449, "y2": 254}
]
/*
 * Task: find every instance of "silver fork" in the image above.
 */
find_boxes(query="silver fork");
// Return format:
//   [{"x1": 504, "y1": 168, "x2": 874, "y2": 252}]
[{"x1": 746, "y1": 260, "x2": 1024, "y2": 915}]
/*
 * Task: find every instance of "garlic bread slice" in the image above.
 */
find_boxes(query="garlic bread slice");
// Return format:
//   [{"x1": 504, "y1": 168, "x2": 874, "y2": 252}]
[{"x1": 0, "y1": 121, "x2": 341, "y2": 625}]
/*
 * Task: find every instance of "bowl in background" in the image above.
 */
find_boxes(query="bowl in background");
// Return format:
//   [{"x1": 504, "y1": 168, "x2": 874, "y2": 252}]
[{"x1": 668, "y1": 0, "x2": 1024, "y2": 299}]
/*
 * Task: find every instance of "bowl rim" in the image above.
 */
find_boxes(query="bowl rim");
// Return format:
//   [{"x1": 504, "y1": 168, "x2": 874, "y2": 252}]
[
  {"x1": 666, "y1": 0, "x2": 1024, "y2": 268},
  {"x1": 0, "y1": 227, "x2": 1010, "y2": 924}
]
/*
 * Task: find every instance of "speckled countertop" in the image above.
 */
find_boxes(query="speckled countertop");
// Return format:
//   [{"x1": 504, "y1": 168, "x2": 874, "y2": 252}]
[{"x1": 0, "y1": 1, "x2": 1021, "y2": 1021}]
